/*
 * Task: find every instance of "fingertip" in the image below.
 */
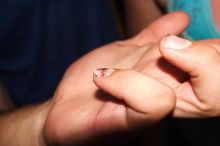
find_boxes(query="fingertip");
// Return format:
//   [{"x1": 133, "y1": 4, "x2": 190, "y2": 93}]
[
  {"x1": 93, "y1": 67, "x2": 116, "y2": 89},
  {"x1": 160, "y1": 35, "x2": 192, "y2": 51},
  {"x1": 159, "y1": 35, "x2": 195, "y2": 75},
  {"x1": 157, "y1": 11, "x2": 190, "y2": 33},
  {"x1": 149, "y1": 84, "x2": 176, "y2": 120},
  {"x1": 171, "y1": 11, "x2": 190, "y2": 22},
  {"x1": 130, "y1": 11, "x2": 190, "y2": 45},
  {"x1": 159, "y1": 35, "x2": 192, "y2": 60},
  {"x1": 93, "y1": 68, "x2": 115, "y2": 78}
]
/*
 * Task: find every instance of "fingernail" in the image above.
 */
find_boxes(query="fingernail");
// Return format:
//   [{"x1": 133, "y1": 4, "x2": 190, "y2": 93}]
[
  {"x1": 94, "y1": 68, "x2": 115, "y2": 78},
  {"x1": 163, "y1": 35, "x2": 192, "y2": 50}
]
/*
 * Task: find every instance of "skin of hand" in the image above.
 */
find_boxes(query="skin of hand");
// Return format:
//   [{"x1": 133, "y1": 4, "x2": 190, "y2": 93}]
[
  {"x1": 131, "y1": 33, "x2": 220, "y2": 118},
  {"x1": 43, "y1": 12, "x2": 189, "y2": 146},
  {"x1": 158, "y1": 35, "x2": 220, "y2": 118}
]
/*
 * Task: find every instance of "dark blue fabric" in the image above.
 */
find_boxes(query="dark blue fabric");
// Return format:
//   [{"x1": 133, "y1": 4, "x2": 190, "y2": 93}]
[{"x1": 0, "y1": 0, "x2": 118, "y2": 106}]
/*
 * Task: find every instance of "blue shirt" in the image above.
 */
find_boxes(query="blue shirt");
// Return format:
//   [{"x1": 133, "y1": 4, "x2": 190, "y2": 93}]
[{"x1": 0, "y1": 0, "x2": 118, "y2": 106}]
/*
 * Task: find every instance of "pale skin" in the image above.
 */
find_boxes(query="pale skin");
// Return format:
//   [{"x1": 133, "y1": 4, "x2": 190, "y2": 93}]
[
  {"x1": 1, "y1": 11, "x2": 220, "y2": 145},
  {"x1": 159, "y1": 35, "x2": 220, "y2": 117},
  {"x1": 0, "y1": 12, "x2": 188, "y2": 146},
  {"x1": 134, "y1": 34, "x2": 220, "y2": 118},
  {"x1": 122, "y1": 0, "x2": 220, "y2": 117},
  {"x1": 44, "y1": 12, "x2": 189, "y2": 146}
]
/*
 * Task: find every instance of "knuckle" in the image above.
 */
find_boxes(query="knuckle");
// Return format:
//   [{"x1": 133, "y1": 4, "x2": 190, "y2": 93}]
[
  {"x1": 159, "y1": 86, "x2": 176, "y2": 110},
  {"x1": 196, "y1": 43, "x2": 220, "y2": 63},
  {"x1": 148, "y1": 86, "x2": 176, "y2": 120},
  {"x1": 196, "y1": 100, "x2": 220, "y2": 117}
]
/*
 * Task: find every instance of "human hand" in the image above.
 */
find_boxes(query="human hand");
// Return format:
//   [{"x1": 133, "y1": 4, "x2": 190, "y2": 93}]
[
  {"x1": 158, "y1": 35, "x2": 220, "y2": 118},
  {"x1": 43, "y1": 12, "x2": 189, "y2": 146}
]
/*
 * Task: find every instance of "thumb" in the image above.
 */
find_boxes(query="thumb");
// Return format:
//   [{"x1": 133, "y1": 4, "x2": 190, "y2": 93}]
[
  {"x1": 129, "y1": 11, "x2": 190, "y2": 46},
  {"x1": 93, "y1": 68, "x2": 176, "y2": 123},
  {"x1": 159, "y1": 35, "x2": 220, "y2": 117},
  {"x1": 159, "y1": 35, "x2": 220, "y2": 80}
]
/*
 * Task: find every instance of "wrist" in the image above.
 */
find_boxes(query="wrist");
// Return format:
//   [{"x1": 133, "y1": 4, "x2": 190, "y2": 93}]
[
  {"x1": 32, "y1": 101, "x2": 51, "y2": 146},
  {"x1": 0, "y1": 101, "x2": 51, "y2": 146}
]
